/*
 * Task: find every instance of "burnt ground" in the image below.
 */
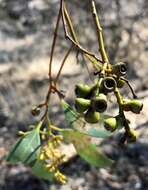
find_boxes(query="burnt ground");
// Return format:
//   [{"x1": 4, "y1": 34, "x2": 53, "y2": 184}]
[{"x1": 0, "y1": 0, "x2": 148, "y2": 190}]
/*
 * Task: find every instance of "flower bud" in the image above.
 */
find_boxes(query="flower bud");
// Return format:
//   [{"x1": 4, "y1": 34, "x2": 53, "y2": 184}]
[
  {"x1": 112, "y1": 62, "x2": 127, "y2": 77},
  {"x1": 84, "y1": 108, "x2": 100, "y2": 123},
  {"x1": 100, "y1": 77, "x2": 117, "y2": 93},
  {"x1": 91, "y1": 93, "x2": 107, "y2": 113},
  {"x1": 104, "y1": 117, "x2": 118, "y2": 132},
  {"x1": 75, "y1": 98, "x2": 91, "y2": 113},
  {"x1": 122, "y1": 99, "x2": 143, "y2": 114},
  {"x1": 31, "y1": 106, "x2": 40, "y2": 116}
]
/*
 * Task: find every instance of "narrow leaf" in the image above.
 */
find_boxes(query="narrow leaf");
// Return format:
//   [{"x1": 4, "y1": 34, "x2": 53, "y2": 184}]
[
  {"x1": 86, "y1": 128, "x2": 112, "y2": 138},
  {"x1": 7, "y1": 123, "x2": 41, "y2": 165},
  {"x1": 61, "y1": 100, "x2": 82, "y2": 128},
  {"x1": 61, "y1": 129, "x2": 113, "y2": 167}
]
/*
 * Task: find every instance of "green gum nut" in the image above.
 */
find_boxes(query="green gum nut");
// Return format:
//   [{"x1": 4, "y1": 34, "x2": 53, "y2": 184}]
[
  {"x1": 117, "y1": 79, "x2": 125, "y2": 88},
  {"x1": 91, "y1": 93, "x2": 107, "y2": 113},
  {"x1": 104, "y1": 117, "x2": 118, "y2": 132},
  {"x1": 122, "y1": 99, "x2": 143, "y2": 114},
  {"x1": 75, "y1": 98, "x2": 91, "y2": 113},
  {"x1": 75, "y1": 83, "x2": 92, "y2": 98},
  {"x1": 100, "y1": 77, "x2": 117, "y2": 93},
  {"x1": 84, "y1": 108, "x2": 100, "y2": 124},
  {"x1": 127, "y1": 129, "x2": 138, "y2": 143},
  {"x1": 112, "y1": 62, "x2": 127, "y2": 77}
]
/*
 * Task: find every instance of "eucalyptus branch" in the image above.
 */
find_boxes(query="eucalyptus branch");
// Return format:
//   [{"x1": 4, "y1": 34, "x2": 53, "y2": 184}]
[
  {"x1": 90, "y1": 0, "x2": 109, "y2": 64},
  {"x1": 48, "y1": 0, "x2": 63, "y2": 82},
  {"x1": 62, "y1": 1, "x2": 103, "y2": 69},
  {"x1": 7, "y1": 0, "x2": 143, "y2": 184}
]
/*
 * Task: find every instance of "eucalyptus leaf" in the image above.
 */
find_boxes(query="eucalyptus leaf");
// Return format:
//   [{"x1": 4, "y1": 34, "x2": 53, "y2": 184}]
[
  {"x1": 6, "y1": 122, "x2": 41, "y2": 165},
  {"x1": 61, "y1": 129, "x2": 113, "y2": 167},
  {"x1": 61, "y1": 100, "x2": 81, "y2": 128},
  {"x1": 31, "y1": 160, "x2": 54, "y2": 181},
  {"x1": 86, "y1": 128, "x2": 112, "y2": 138}
]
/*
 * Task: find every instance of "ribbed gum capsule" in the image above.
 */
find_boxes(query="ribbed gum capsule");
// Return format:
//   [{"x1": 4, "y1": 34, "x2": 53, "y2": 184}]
[
  {"x1": 104, "y1": 117, "x2": 118, "y2": 132},
  {"x1": 100, "y1": 77, "x2": 117, "y2": 93},
  {"x1": 75, "y1": 83, "x2": 98, "y2": 99},
  {"x1": 112, "y1": 62, "x2": 127, "y2": 77},
  {"x1": 75, "y1": 83, "x2": 92, "y2": 98},
  {"x1": 91, "y1": 93, "x2": 107, "y2": 113},
  {"x1": 75, "y1": 98, "x2": 91, "y2": 113},
  {"x1": 122, "y1": 99, "x2": 143, "y2": 114},
  {"x1": 84, "y1": 108, "x2": 100, "y2": 124}
]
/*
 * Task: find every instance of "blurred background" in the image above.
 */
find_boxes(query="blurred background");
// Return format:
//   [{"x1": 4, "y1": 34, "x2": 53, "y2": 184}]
[{"x1": 0, "y1": 0, "x2": 148, "y2": 189}]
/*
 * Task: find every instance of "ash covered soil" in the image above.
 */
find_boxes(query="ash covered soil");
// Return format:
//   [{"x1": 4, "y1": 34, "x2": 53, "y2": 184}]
[{"x1": 0, "y1": 0, "x2": 148, "y2": 190}]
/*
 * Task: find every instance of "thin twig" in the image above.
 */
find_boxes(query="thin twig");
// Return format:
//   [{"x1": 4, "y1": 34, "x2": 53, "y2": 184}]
[
  {"x1": 48, "y1": 0, "x2": 63, "y2": 82},
  {"x1": 114, "y1": 88, "x2": 130, "y2": 133},
  {"x1": 121, "y1": 77, "x2": 137, "y2": 99},
  {"x1": 54, "y1": 44, "x2": 74, "y2": 85},
  {"x1": 62, "y1": 1, "x2": 103, "y2": 69},
  {"x1": 42, "y1": 0, "x2": 63, "y2": 121},
  {"x1": 90, "y1": 0, "x2": 109, "y2": 64}
]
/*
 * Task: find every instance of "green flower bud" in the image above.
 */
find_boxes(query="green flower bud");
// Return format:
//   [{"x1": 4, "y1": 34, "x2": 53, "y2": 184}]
[
  {"x1": 91, "y1": 93, "x2": 107, "y2": 113},
  {"x1": 84, "y1": 108, "x2": 100, "y2": 123},
  {"x1": 122, "y1": 99, "x2": 143, "y2": 114},
  {"x1": 117, "y1": 79, "x2": 125, "y2": 88},
  {"x1": 104, "y1": 117, "x2": 118, "y2": 132},
  {"x1": 31, "y1": 106, "x2": 40, "y2": 116},
  {"x1": 127, "y1": 129, "x2": 138, "y2": 143},
  {"x1": 100, "y1": 77, "x2": 117, "y2": 93},
  {"x1": 75, "y1": 98, "x2": 91, "y2": 113},
  {"x1": 112, "y1": 62, "x2": 127, "y2": 77}
]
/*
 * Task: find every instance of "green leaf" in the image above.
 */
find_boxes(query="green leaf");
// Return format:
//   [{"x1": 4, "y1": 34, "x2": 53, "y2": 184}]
[
  {"x1": 31, "y1": 160, "x2": 54, "y2": 181},
  {"x1": 61, "y1": 129, "x2": 113, "y2": 167},
  {"x1": 6, "y1": 122, "x2": 41, "y2": 165},
  {"x1": 86, "y1": 128, "x2": 112, "y2": 138},
  {"x1": 61, "y1": 100, "x2": 82, "y2": 128},
  {"x1": 85, "y1": 115, "x2": 113, "y2": 138}
]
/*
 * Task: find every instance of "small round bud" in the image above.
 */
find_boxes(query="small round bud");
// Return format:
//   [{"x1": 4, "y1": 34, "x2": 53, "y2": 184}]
[
  {"x1": 75, "y1": 98, "x2": 91, "y2": 113},
  {"x1": 100, "y1": 77, "x2": 117, "y2": 93},
  {"x1": 84, "y1": 108, "x2": 100, "y2": 123},
  {"x1": 91, "y1": 93, "x2": 107, "y2": 113},
  {"x1": 104, "y1": 117, "x2": 118, "y2": 132},
  {"x1": 31, "y1": 106, "x2": 40, "y2": 116},
  {"x1": 112, "y1": 62, "x2": 127, "y2": 77}
]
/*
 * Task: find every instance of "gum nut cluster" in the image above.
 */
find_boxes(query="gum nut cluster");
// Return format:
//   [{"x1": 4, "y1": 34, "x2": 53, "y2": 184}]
[{"x1": 74, "y1": 62, "x2": 143, "y2": 141}]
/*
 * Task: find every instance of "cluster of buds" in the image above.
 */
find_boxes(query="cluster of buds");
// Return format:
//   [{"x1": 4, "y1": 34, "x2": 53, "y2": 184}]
[
  {"x1": 39, "y1": 135, "x2": 67, "y2": 183},
  {"x1": 74, "y1": 62, "x2": 143, "y2": 143}
]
